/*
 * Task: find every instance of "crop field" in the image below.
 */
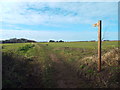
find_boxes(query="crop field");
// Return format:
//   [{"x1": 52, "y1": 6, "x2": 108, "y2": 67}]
[{"x1": 1, "y1": 41, "x2": 120, "y2": 88}]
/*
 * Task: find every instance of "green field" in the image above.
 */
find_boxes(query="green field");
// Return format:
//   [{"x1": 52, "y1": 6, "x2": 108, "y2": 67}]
[
  {"x1": 1, "y1": 41, "x2": 120, "y2": 88},
  {"x1": 39, "y1": 41, "x2": 118, "y2": 49}
]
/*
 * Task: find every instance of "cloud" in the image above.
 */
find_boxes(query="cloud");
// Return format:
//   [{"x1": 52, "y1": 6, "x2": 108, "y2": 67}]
[
  {"x1": 0, "y1": 1, "x2": 118, "y2": 41},
  {"x1": 0, "y1": 2, "x2": 118, "y2": 27}
]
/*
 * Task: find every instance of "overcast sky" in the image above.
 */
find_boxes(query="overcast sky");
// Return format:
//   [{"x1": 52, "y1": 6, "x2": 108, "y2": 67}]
[{"x1": 0, "y1": 0, "x2": 118, "y2": 41}]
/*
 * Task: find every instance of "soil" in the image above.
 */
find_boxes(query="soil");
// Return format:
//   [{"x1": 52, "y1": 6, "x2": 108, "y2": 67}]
[{"x1": 49, "y1": 53, "x2": 89, "y2": 88}]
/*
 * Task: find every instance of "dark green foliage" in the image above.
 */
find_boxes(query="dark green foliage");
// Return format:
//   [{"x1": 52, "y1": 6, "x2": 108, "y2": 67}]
[
  {"x1": 2, "y1": 46, "x2": 5, "y2": 49},
  {"x1": 87, "y1": 69, "x2": 94, "y2": 73},
  {"x1": 2, "y1": 38, "x2": 36, "y2": 43},
  {"x1": 59, "y1": 40, "x2": 64, "y2": 42},
  {"x1": 49, "y1": 40, "x2": 55, "y2": 42},
  {"x1": 49, "y1": 40, "x2": 64, "y2": 42},
  {"x1": 79, "y1": 65, "x2": 85, "y2": 69},
  {"x1": 18, "y1": 44, "x2": 34, "y2": 53}
]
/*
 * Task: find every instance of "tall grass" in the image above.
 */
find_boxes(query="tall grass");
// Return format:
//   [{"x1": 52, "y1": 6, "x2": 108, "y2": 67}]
[
  {"x1": 2, "y1": 43, "x2": 55, "y2": 88},
  {"x1": 51, "y1": 45, "x2": 120, "y2": 88}
]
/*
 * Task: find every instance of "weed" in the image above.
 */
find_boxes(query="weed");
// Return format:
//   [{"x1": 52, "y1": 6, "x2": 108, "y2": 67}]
[
  {"x1": 18, "y1": 44, "x2": 34, "y2": 53},
  {"x1": 87, "y1": 69, "x2": 94, "y2": 73},
  {"x1": 79, "y1": 65, "x2": 85, "y2": 69}
]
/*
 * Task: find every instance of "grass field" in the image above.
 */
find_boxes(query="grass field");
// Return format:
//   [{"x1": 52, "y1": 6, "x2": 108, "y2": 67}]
[
  {"x1": 1, "y1": 41, "x2": 120, "y2": 88},
  {"x1": 40, "y1": 41, "x2": 119, "y2": 49}
]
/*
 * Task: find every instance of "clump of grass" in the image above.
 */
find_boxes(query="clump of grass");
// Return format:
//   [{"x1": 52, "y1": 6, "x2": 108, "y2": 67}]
[
  {"x1": 102, "y1": 48, "x2": 119, "y2": 66},
  {"x1": 76, "y1": 48, "x2": 120, "y2": 88},
  {"x1": 87, "y1": 69, "x2": 94, "y2": 73},
  {"x1": 18, "y1": 44, "x2": 34, "y2": 53},
  {"x1": 79, "y1": 65, "x2": 85, "y2": 69},
  {"x1": 2, "y1": 52, "x2": 43, "y2": 88}
]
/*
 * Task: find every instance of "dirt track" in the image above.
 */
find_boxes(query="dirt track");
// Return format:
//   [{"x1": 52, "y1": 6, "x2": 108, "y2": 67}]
[
  {"x1": 37, "y1": 44, "x2": 91, "y2": 88},
  {"x1": 49, "y1": 53, "x2": 88, "y2": 88}
]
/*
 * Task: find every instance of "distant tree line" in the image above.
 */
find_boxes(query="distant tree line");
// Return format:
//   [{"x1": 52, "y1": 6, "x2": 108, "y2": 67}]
[
  {"x1": 49, "y1": 40, "x2": 64, "y2": 42},
  {"x1": 1, "y1": 38, "x2": 36, "y2": 43}
]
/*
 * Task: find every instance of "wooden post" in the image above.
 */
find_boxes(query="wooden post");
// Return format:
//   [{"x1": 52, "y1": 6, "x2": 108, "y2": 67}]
[
  {"x1": 98, "y1": 20, "x2": 102, "y2": 72},
  {"x1": 93, "y1": 20, "x2": 102, "y2": 72}
]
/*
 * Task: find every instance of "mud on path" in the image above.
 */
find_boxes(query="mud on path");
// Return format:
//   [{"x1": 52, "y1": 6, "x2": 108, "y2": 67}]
[{"x1": 49, "y1": 53, "x2": 88, "y2": 88}]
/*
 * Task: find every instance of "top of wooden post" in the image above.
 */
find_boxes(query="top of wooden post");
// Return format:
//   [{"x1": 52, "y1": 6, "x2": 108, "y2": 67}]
[{"x1": 93, "y1": 20, "x2": 101, "y2": 27}]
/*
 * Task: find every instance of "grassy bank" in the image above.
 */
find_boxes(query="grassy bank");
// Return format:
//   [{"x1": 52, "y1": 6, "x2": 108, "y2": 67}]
[{"x1": 2, "y1": 43, "x2": 55, "y2": 88}]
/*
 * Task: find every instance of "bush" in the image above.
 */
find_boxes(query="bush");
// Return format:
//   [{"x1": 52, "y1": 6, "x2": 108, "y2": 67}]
[
  {"x1": 59, "y1": 40, "x2": 64, "y2": 42},
  {"x1": 49, "y1": 40, "x2": 55, "y2": 42},
  {"x1": 18, "y1": 44, "x2": 34, "y2": 53}
]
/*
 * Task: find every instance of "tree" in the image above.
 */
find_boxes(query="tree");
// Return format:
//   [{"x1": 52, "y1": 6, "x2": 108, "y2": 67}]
[
  {"x1": 49, "y1": 40, "x2": 55, "y2": 42},
  {"x1": 59, "y1": 40, "x2": 64, "y2": 42},
  {"x1": 2, "y1": 38, "x2": 36, "y2": 43}
]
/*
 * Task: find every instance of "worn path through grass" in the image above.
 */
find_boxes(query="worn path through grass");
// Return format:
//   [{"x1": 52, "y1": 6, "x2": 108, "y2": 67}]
[
  {"x1": 50, "y1": 53, "x2": 91, "y2": 88},
  {"x1": 38, "y1": 44, "x2": 91, "y2": 88}
]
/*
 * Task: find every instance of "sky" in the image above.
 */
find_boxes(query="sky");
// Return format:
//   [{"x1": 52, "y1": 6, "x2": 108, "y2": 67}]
[{"x1": 0, "y1": 0, "x2": 119, "y2": 42}]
